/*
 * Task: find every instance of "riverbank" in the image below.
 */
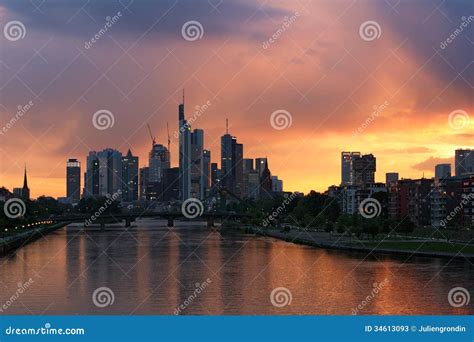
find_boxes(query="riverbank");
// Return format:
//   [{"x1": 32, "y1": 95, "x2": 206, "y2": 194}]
[
  {"x1": 0, "y1": 223, "x2": 66, "y2": 256},
  {"x1": 227, "y1": 224, "x2": 474, "y2": 260}
]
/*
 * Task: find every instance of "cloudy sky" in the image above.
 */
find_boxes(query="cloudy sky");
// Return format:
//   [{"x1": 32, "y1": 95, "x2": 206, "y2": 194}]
[{"x1": 0, "y1": 0, "x2": 473, "y2": 198}]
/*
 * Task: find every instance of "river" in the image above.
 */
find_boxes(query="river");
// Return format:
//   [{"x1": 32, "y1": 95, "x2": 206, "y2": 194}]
[{"x1": 0, "y1": 219, "x2": 472, "y2": 315}]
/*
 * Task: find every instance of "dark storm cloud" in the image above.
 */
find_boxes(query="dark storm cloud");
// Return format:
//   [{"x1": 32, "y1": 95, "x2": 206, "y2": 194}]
[{"x1": 1, "y1": 0, "x2": 289, "y2": 40}]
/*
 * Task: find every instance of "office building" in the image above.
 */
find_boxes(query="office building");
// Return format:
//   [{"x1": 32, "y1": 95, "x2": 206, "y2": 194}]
[
  {"x1": 352, "y1": 154, "x2": 376, "y2": 188},
  {"x1": 149, "y1": 144, "x2": 170, "y2": 184},
  {"x1": 191, "y1": 129, "x2": 205, "y2": 199},
  {"x1": 203, "y1": 149, "x2": 211, "y2": 196},
  {"x1": 66, "y1": 158, "x2": 81, "y2": 203},
  {"x1": 178, "y1": 93, "x2": 191, "y2": 201},
  {"x1": 139, "y1": 167, "x2": 149, "y2": 200},
  {"x1": 84, "y1": 152, "x2": 100, "y2": 198},
  {"x1": 341, "y1": 152, "x2": 361, "y2": 186},
  {"x1": 385, "y1": 172, "x2": 399, "y2": 187},
  {"x1": 221, "y1": 123, "x2": 244, "y2": 197},
  {"x1": 455, "y1": 149, "x2": 474, "y2": 176},
  {"x1": 271, "y1": 176, "x2": 283, "y2": 192},
  {"x1": 122, "y1": 149, "x2": 139, "y2": 202},
  {"x1": 435, "y1": 164, "x2": 451, "y2": 179}
]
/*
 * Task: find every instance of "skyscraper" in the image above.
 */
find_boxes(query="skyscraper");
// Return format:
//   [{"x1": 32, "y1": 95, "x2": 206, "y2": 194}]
[
  {"x1": 178, "y1": 92, "x2": 191, "y2": 201},
  {"x1": 191, "y1": 129, "x2": 204, "y2": 199},
  {"x1": 455, "y1": 149, "x2": 474, "y2": 176},
  {"x1": 97, "y1": 149, "x2": 123, "y2": 198},
  {"x1": 352, "y1": 154, "x2": 376, "y2": 188},
  {"x1": 255, "y1": 158, "x2": 268, "y2": 178},
  {"x1": 271, "y1": 175, "x2": 283, "y2": 192},
  {"x1": 203, "y1": 149, "x2": 211, "y2": 196},
  {"x1": 221, "y1": 122, "x2": 244, "y2": 197},
  {"x1": 84, "y1": 152, "x2": 100, "y2": 198},
  {"x1": 122, "y1": 149, "x2": 139, "y2": 202},
  {"x1": 139, "y1": 167, "x2": 149, "y2": 200},
  {"x1": 149, "y1": 144, "x2": 170, "y2": 184},
  {"x1": 341, "y1": 152, "x2": 361, "y2": 186},
  {"x1": 66, "y1": 158, "x2": 81, "y2": 203},
  {"x1": 259, "y1": 159, "x2": 273, "y2": 199}
]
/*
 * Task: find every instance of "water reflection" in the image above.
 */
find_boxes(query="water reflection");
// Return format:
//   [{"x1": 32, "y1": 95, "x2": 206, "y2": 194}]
[{"x1": 0, "y1": 219, "x2": 472, "y2": 315}]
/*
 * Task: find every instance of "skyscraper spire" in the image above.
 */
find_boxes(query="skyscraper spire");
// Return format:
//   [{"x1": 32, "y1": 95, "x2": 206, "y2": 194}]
[
  {"x1": 182, "y1": 88, "x2": 185, "y2": 105},
  {"x1": 226, "y1": 118, "x2": 229, "y2": 134},
  {"x1": 23, "y1": 164, "x2": 28, "y2": 189}
]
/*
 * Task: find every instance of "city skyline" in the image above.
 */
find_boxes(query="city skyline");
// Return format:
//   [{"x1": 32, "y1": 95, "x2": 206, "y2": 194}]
[{"x1": 0, "y1": 1, "x2": 472, "y2": 198}]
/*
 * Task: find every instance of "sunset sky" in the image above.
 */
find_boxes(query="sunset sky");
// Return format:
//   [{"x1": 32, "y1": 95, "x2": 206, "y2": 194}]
[{"x1": 0, "y1": 0, "x2": 472, "y2": 199}]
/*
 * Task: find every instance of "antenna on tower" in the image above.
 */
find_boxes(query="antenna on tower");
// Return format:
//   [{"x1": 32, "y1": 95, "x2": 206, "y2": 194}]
[
  {"x1": 226, "y1": 118, "x2": 229, "y2": 134},
  {"x1": 166, "y1": 122, "x2": 171, "y2": 151},
  {"x1": 182, "y1": 88, "x2": 185, "y2": 105}
]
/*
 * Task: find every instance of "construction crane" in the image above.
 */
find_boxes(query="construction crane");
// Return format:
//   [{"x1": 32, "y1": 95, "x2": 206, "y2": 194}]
[
  {"x1": 166, "y1": 122, "x2": 170, "y2": 151},
  {"x1": 146, "y1": 123, "x2": 156, "y2": 146}
]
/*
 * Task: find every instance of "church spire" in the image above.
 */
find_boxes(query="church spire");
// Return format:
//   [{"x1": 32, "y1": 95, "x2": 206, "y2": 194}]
[{"x1": 23, "y1": 164, "x2": 28, "y2": 189}]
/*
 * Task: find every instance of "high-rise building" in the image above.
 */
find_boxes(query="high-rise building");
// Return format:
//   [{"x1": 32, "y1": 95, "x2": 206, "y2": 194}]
[
  {"x1": 161, "y1": 167, "x2": 180, "y2": 201},
  {"x1": 341, "y1": 152, "x2": 361, "y2": 186},
  {"x1": 149, "y1": 144, "x2": 170, "y2": 184},
  {"x1": 191, "y1": 129, "x2": 204, "y2": 199},
  {"x1": 178, "y1": 93, "x2": 191, "y2": 201},
  {"x1": 385, "y1": 172, "x2": 399, "y2": 187},
  {"x1": 221, "y1": 123, "x2": 243, "y2": 197},
  {"x1": 255, "y1": 158, "x2": 268, "y2": 178},
  {"x1": 84, "y1": 152, "x2": 100, "y2": 198},
  {"x1": 97, "y1": 149, "x2": 123, "y2": 198},
  {"x1": 203, "y1": 149, "x2": 211, "y2": 196},
  {"x1": 352, "y1": 154, "x2": 376, "y2": 188},
  {"x1": 243, "y1": 158, "x2": 254, "y2": 198},
  {"x1": 139, "y1": 167, "x2": 149, "y2": 200},
  {"x1": 66, "y1": 158, "x2": 81, "y2": 203},
  {"x1": 122, "y1": 149, "x2": 139, "y2": 202},
  {"x1": 259, "y1": 159, "x2": 273, "y2": 199},
  {"x1": 455, "y1": 149, "x2": 474, "y2": 176},
  {"x1": 435, "y1": 164, "x2": 451, "y2": 179},
  {"x1": 271, "y1": 176, "x2": 283, "y2": 192}
]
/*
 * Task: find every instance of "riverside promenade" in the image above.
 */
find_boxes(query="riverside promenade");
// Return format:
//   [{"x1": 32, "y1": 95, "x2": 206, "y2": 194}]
[{"x1": 239, "y1": 225, "x2": 474, "y2": 260}]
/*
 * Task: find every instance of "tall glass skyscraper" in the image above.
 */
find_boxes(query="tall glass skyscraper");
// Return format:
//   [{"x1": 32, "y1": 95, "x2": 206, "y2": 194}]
[
  {"x1": 178, "y1": 94, "x2": 191, "y2": 201},
  {"x1": 66, "y1": 158, "x2": 81, "y2": 203}
]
